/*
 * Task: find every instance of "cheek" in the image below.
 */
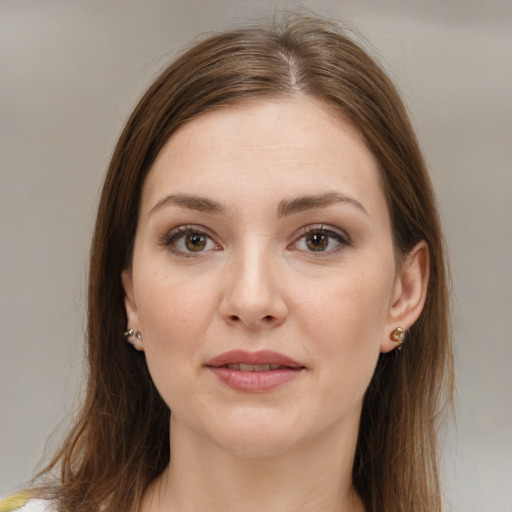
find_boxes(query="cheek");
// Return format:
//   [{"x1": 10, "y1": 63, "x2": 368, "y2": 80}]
[
  {"x1": 295, "y1": 264, "x2": 393, "y2": 392},
  {"x1": 134, "y1": 275, "x2": 218, "y2": 411},
  {"x1": 133, "y1": 264, "x2": 220, "y2": 395},
  {"x1": 299, "y1": 269, "x2": 392, "y2": 348},
  {"x1": 135, "y1": 259, "x2": 219, "y2": 338}
]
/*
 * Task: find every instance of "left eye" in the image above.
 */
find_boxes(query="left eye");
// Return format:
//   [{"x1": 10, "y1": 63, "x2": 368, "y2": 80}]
[
  {"x1": 181, "y1": 233, "x2": 211, "y2": 252},
  {"x1": 163, "y1": 226, "x2": 219, "y2": 255},
  {"x1": 293, "y1": 227, "x2": 349, "y2": 254}
]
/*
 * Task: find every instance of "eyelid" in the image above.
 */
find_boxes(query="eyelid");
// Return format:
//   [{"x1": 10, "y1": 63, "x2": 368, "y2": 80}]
[
  {"x1": 159, "y1": 224, "x2": 221, "y2": 256},
  {"x1": 159, "y1": 223, "x2": 351, "y2": 258},
  {"x1": 295, "y1": 224, "x2": 350, "y2": 241},
  {"x1": 291, "y1": 224, "x2": 352, "y2": 255}
]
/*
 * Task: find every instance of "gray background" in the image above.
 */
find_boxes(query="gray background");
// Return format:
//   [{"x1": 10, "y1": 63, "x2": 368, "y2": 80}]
[{"x1": 1, "y1": 1, "x2": 511, "y2": 511}]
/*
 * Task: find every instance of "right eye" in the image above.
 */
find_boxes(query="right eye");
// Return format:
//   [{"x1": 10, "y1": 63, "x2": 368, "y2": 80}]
[
  {"x1": 162, "y1": 225, "x2": 220, "y2": 256},
  {"x1": 290, "y1": 224, "x2": 351, "y2": 256}
]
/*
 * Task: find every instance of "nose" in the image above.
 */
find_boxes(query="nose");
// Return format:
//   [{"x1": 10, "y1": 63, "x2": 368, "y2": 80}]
[{"x1": 219, "y1": 244, "x2": 288, "y2": 330}]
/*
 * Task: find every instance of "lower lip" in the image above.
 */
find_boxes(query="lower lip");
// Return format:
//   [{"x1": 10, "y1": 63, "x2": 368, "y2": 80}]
[{"x1": 208, "y1": 367, "x2": 303, "y2": 392}]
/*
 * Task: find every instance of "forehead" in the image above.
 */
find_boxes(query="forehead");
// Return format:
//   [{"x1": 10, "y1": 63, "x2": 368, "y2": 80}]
[{"x1": 141, "y1": 98, "x2": 386, "y2": 218}]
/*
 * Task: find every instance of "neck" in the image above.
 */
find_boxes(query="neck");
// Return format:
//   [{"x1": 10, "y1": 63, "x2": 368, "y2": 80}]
[{"x1": 142, "y1": 414, "x2": 365, "y2": 512}]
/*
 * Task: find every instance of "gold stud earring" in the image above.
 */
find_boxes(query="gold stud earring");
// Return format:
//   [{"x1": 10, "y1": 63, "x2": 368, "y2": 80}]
[{"x1": 390, "y1": 327, "x2": 405, "y2": 350}]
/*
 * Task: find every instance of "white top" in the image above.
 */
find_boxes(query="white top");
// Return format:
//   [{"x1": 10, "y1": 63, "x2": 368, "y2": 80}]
[{"x1": 18, "y1": 500, "x2": 53, "y2": 511}]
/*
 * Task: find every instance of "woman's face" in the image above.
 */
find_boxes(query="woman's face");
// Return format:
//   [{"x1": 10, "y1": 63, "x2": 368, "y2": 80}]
[{"x1": 123, "y1": 98, "x2": 407, "y2": 457}]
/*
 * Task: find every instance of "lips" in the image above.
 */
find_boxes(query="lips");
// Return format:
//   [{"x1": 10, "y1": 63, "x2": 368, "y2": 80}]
[
  {"x1": 222, "y1": 363, "x2": 291, "y2": 371},
  {"x1": 205, "y1": 350, "x2": 305, "y2": 369},
  {"x1": 205, "y1": 350, "x2": 306, "y2": 392}
]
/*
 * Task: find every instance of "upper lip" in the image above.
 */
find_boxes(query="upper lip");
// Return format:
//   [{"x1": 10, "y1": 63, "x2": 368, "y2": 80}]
[{"x1": 205, "y1": 350, "x2": 305, "y2": 369}]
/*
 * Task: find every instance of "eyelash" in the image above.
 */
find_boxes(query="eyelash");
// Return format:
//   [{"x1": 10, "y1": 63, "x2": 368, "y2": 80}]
[
  {"x1": 160, "y1": 225, "x2": 220, "y2": 258},
  {"x1": 291, "y1": 225, "x2": 351, "y2": 257},
  {"x1": 160, "y1": 224, "x2": 351, "y2": 257}
]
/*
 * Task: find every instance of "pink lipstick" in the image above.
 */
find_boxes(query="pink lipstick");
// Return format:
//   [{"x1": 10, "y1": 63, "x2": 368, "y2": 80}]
[{"x1": 205, "y1": 350, "x2": 306, "y2": 392}]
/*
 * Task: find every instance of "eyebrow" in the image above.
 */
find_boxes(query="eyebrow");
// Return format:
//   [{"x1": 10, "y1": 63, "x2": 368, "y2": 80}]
[
  {"x1": 149, "y1": 191, "x2": 367, "y2": 217},
  {"x1": 149, "y1": 193, "x2": 224, "y2": 216},
  {"x1": 277, "y1": 192, "x2": 368, "y2": 217}
]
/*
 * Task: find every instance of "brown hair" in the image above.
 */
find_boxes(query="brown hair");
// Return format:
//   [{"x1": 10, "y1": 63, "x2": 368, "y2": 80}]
[{"x1": 34, "y1": 13, "x2": 453, "y2": 512}]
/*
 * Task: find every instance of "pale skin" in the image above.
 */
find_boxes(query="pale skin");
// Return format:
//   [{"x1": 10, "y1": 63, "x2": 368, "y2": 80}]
[{"x1": 122, "y1": 98, "x2": 429, "y2": 512}]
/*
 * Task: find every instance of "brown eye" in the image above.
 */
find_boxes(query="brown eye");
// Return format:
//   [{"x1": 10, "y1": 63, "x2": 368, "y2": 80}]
[
  {"x1": 305, "y1": 232, "x2": 329, "y2": 251},
  {"x1": 163, "y1": 226, "x2": 219, "y2": 256},
  {"x1": 293, "y1": 226, "x2": 350, "y2": 256},
  {"x1": 185, "y1": 234, "x2": 207, "y2": 252}
]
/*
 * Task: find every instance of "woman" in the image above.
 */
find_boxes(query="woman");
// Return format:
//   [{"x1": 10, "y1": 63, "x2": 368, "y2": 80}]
[{"x1": 2, "y1": 13, "x2": 453, "y2": 512}]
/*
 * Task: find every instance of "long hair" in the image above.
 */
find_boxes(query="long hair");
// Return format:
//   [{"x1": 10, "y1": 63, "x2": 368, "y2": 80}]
[{"x1": 35, "y1": 13, "x2": 453, "y2": 512}]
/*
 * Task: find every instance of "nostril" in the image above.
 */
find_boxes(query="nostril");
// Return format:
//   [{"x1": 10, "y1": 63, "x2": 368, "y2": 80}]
[{"x1": 263, "y1": 315, "x2": 274, "y2": 322}]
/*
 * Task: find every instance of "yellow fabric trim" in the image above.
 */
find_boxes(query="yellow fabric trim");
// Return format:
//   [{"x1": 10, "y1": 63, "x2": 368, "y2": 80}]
[{"x1": 0, "y1": 492, "x2": 32, "y2": 512}]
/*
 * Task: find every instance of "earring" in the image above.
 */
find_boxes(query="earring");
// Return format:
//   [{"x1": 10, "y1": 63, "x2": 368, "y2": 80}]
[
  {"x1": 390, "y1": 327, "x2": 405, "y2": 350},
  {"x1": 124, "y1": 328, "x2": 142, "y2": 346}
]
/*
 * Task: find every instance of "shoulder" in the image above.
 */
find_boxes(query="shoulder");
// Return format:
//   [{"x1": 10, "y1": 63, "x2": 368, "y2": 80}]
[{"x1": 0, "y1": 494, "x2": 57, "y2": 512}]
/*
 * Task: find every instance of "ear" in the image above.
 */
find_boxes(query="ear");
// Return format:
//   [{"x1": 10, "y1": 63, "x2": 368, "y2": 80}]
[
  {"x1": 381, "y1": 241, "x2": 430, "y2": 353},
  {"x1": 121, "y1": 268, "x2": 144, "y2": 351}
]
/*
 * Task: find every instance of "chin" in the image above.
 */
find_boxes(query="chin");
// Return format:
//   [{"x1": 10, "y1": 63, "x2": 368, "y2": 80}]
[
  {"x1": 191, "y1": 406, "x2": 308, "y2": 459},
  {"x1": 164, "y1": 388, "x2": 312, "y2": 459},
  {"x1": 213, "y1": 427, "x2": 301, "y2": 459}
]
